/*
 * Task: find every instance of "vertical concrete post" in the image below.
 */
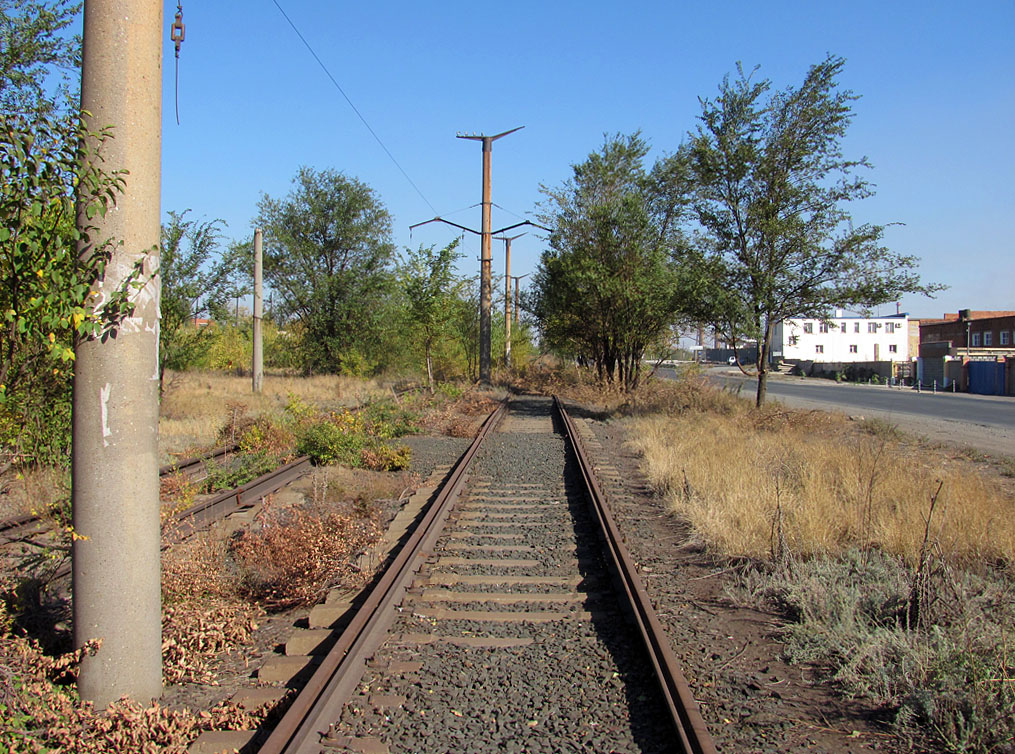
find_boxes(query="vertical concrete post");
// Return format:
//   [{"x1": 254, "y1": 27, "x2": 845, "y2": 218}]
[
  {"x1": 252, "y1": 228, "x2": 263, "y2": 394},
  {"x1": 73, "y1": 0, "x2": 163, "y2": 707},
  {"x1": 457, "y1": 128, "x2": 521, "y2": 386},
  {"x1": 503, "y1": 237, "x2": 511, "y2": 367},
  {"x1": 479, "y1": 138, "x2": 493, "y2": 384}
]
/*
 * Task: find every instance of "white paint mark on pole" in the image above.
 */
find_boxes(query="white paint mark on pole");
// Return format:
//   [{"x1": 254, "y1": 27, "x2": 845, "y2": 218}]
[{"x1": 100, "y1": 383, "x2": 112, "y2": 445}]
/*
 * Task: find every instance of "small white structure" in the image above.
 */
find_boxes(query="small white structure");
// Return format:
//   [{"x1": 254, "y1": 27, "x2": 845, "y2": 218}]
[{"x1": 772, "y1": 312, "x2": 910, "y2": 363}]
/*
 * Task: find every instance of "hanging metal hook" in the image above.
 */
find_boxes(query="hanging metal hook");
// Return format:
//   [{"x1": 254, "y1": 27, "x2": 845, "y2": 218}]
[
  {"x1": 171, "y1": 3, "x2": 185, "y2": 57},
  {"x1": 171, "y1": 2, "x2": 185, "y2": 124}
]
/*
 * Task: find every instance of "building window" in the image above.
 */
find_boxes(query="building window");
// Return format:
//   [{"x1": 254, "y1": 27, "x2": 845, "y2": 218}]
[
  {"x1": 1002, "y1": 331, "x2": 1011, "y2": 346},
  {"x1": 849, "y1": 344, "x2": 858, "y2": 353},
  {"x1": 803, "y1": 323, "x2": 813, "y2": 334},
  {"x1": 868, "y1": 322, "x2": 878, "y2": 333},
  {"x1": 819, "y1": 322, "x2": 829, "y2": 333},
  {"x1": 972, "y1": 332, "x2": 981, "y2": 347},
  {"x1": 815, "y1": 344, "x2": 824, "y2": 354},
  {"x1": 886, "y1": 322, "x2": 897, "y2": 334},
  {"x1": 983, "y1": 332, "x2": 993, "y2": 346},
  {"x1": 889, "y1": 344, "x2": 897, "y2": 353},
  {"x1": 788, "y1": 335, "x2": 799, "y2": 346},
  {"x1": 841, "y1": 322, "x2": 848, "y2": 333},
  {"x1": 854, "y1": 322, "x2": 860, "y2": 333}
]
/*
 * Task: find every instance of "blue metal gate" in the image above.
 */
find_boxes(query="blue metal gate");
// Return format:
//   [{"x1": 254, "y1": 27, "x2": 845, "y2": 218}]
[{"x1": 968, "y1": 361, "x2": 1005, "y2": 396}]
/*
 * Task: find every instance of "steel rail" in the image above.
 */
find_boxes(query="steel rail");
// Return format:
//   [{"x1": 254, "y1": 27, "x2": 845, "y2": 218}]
[
  {"x1": 0, "y1": 445, "x2": 241, "y2": 543},
  {"x1": 159, "y1": 443, "x2": 239, "y2": 479},
  {"x1": 258, "y1": 400, "x2": 508, "y2": 754},
  {"x1": 164, "y1": 456, "x2": 313, "y2": 545},
  {"x1": 553, "y1": 396, "x2": 718, "y2": 754},
  {"x1": 0, "y1": 511, "x2": 44, "y2": 543}
]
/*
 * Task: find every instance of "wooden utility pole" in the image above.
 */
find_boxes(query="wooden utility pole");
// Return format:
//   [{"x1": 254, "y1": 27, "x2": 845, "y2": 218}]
[
  {"x1": 73, "y1": 0, "x2": 163, "y2": 707},
  {"x1": 456, "y1": 127, "x2": 522, "y2": 385},
  {"x1": 495, "y1": 234, "x2": 524, "y2": 367},
  {"x1": 252, "y1": 228, "x2": 263, "y2": 393}
]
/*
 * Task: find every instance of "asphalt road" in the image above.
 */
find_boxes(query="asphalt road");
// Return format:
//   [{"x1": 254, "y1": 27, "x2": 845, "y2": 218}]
[{"x1": 657, "y1": 367, "x2": 1015, "y2": 455}]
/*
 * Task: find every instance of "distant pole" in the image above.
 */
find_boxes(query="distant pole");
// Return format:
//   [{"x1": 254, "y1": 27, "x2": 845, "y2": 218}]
[
  {"x1": 73, "y1": 0, "x2": 163, "y2": 707},
  {"x1": 252, "y1": 228, "x2": 263, "y2": 393},
  {"x1": 495, "y1": 234, "x2": 524, "y2": 367},
  {"x1": 510, "y1": 273, "x2": 529, "y2": 327},
  {"x1": 504, "y1": 240, "x2": 510, "y2": 366},
  {"x1": 457, "y1": 127, "x2": 523, "y2": 385}
]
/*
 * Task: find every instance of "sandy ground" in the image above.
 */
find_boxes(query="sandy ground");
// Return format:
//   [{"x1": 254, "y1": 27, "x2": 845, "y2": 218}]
[{"x1": 763, "y1": 390, "x2": 1015, "y2": 457}]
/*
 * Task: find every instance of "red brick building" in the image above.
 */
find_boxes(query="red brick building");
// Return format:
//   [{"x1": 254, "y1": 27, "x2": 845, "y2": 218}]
[
  {"x1": 919, "y1": 311, "x2": 1015, "y2": 352},
  {"x1": 918, "y1": 311, "x2": 1015, "y2": 395}
]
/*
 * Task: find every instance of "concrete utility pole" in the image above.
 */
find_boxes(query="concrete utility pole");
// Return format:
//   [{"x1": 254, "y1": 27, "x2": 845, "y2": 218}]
[
  {"x1": 252, "y1": 228, "x2": 264, "y2": 394},
  {"x1": 73, "y1": 0, "x2": 163, "y2": 707},
  {"x1": 495, "y1": 234, "x2": 524, "y2": 367},
  {"x1": 457, "y1": 127, "x2": 523, "y2": 385},
  {"x1": 511, "y1": 274, "x2": 529, "y2": 326}
]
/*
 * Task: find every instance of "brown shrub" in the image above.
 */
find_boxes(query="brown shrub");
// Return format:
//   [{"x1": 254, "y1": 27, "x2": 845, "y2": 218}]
[
  {"x1": 162, "y1": 599, "x2": 260, "y2": 685},
  {"x1": 159, "y1": 472, "x2": 198, "y2": 523},
  {"x1": 160, "y1": 532, "x2": 264, "y2": 685},
  {"x1": 0, "y1": 582, "x2": 270, "y2": 753},
  {"x1": 360, "y1": 445, "x2": 411, "y2": 471},
  {"x1": 230, "y1": 502, "x2": 381, "y2": 609}
]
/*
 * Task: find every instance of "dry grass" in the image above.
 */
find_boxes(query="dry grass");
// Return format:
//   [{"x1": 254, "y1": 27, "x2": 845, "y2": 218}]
[
  {"x1": 627, "y1": 410, "x2": 1015, "y2": 566},
  {"x1": 158, "y1": 370, "x2": 388, "y2": 463},
  {"x1": 0, "y1": 466, "x2": 66, "y2": 520},
  {"x1": 303, "y1": 466, "x2": 414, "y2": 506}
]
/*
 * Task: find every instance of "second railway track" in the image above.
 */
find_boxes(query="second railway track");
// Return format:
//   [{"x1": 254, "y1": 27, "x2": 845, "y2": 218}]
[{"x1": 258, "y1": 395, "x2": 715, "y2": 754}]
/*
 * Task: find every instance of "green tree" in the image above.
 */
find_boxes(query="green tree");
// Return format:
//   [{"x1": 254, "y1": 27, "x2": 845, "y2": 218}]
[
  {"x1": 0, "y1": 112, "x2": 132, "y2": 466},
  {"x1": 687, "y1": 56, "x2": 941, "y2": 406},
  {"x1": 158, "y1": 211, "x2": 244, "y2": 388},
  {"x1": 0, "y1": 0, "x2": 81, "y2": 117},
  {"x1": 399, "y1": 240, "x2": 463, "y2": 392},
  {"x1": 450, "y1": 280, "x2": 480, "y2": 382},
  {"x1": 255, "y1": 167, "x2": 396, "y2": 374},
  {"x1": 531, "y1": 134, "x2": 692, "y2": 390}
]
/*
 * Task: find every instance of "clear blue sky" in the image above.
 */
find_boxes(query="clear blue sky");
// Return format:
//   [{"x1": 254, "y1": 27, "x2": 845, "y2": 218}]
[{"x1": 156, "y1": 0, "x2": 1013, "y2": 318}]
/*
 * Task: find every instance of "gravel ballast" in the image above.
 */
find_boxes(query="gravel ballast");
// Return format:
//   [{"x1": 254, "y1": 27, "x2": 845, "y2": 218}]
[{"x1": 331, "y1": 396, "x2": 676, "y2": 753}]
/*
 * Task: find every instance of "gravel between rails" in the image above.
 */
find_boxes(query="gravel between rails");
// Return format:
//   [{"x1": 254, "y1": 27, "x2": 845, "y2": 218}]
[{"x1": 330, "y1": 396, "x2": 676, "y2": 753}]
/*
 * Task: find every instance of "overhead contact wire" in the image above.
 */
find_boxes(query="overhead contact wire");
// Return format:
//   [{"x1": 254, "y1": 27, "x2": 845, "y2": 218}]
[{"x1": 269, "y1": 0, "x2": 438, "y2": 215}]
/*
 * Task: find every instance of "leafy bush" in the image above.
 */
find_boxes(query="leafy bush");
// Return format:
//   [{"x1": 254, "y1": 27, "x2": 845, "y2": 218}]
[
  {"x1": 360, "y1": 444, "x2": 411, "y2": 471},
  {"x1": 0, "y1": 373, "x2": 72, "y2": 468},
  {"x1": 296, "y1": 420, "x2": 367, "y2": 466},
  {"x1": 202, "y1": 452, "x2": 278, "y2": 492},
  {"x1": 360, "y1": 398, "x2": 419, "y2": 439}
]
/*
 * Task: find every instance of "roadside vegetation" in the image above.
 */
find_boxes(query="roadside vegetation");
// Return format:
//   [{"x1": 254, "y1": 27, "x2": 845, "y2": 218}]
[{"x1": 609, "y1": 369, "x2": 1015, "y2": 753}]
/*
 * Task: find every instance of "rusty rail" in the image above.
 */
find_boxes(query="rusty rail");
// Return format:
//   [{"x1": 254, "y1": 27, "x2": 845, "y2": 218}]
[
  {"x1": 163, "y1": 455, "x2": 313, "y2": 546},
  {"x1": 553, "y1": 395, "x2": 717, "y2": 754},
  {"x1": 0, "y1": 444, "x2": 242, "y2": 543},
  {"x1": 257, "y1": 401, "x2": 508, "y2": 754},
  {"x1": 159, "y1": 443, "x2": 239, "y2": 479}
]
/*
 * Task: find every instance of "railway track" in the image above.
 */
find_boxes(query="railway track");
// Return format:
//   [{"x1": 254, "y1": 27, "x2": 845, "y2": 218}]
[
  {"x1": 0, "y1": 444, "x2": 244, "y2": 545},
  {"x1": 163, "y1": 455, "x2": 312, "y2": 546},
  {"x1": 160, "y1": 443, "x2": 239, "y2": 481},
  {"x1": 255, "y1": 395, "x2": 715, "y2": 754}
]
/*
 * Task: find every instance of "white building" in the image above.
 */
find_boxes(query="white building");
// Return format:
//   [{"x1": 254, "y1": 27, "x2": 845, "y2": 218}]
[{"x1": 772, "y1": 312, "x2": 910, "y2": 363}]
